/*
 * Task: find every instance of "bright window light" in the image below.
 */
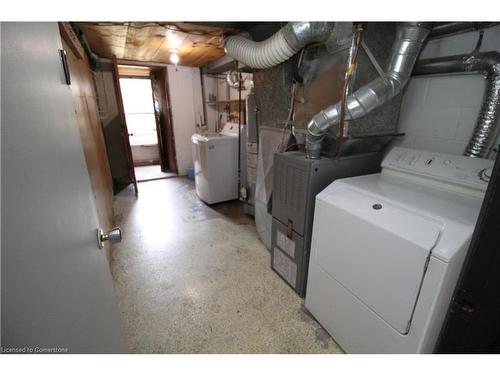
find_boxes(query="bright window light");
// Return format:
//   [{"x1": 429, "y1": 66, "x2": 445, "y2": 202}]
[{"x1": 119, "y1": 78, "x2": 158, "y2": 146}]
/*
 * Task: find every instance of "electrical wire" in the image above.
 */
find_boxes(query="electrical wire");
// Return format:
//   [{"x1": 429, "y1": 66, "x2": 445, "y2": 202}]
[
  {"x1": 336, "y1": 24, "x2": 364, "y2": 158},
  {"x1": 278, "y1": 48, "x2": 307, "y2": 152}
]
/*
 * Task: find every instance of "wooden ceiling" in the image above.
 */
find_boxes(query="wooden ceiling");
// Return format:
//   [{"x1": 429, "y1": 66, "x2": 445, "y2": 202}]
[{"x1": 75, "y1": 22, "x2": 240, "y2": 67}]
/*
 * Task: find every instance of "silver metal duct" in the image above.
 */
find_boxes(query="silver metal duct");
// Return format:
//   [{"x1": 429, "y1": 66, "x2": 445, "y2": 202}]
[
  {"x1": 414, "y1": 52, "x2": 500, "y2": 158},
  {"x1": 306, "y1": 22, "x2": 431, "y2": 159},
  {"x1": 469, "y1": 64, "x2": 500, "y2": 157},
  {"x1": 223, "y1": 22, "x2": 334, "y2": 70}
]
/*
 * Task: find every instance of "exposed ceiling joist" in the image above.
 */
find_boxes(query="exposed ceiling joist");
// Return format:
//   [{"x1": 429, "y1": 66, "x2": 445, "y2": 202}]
[{"x1": 75, "y1": 22, "x2": 240, "y2": 67}]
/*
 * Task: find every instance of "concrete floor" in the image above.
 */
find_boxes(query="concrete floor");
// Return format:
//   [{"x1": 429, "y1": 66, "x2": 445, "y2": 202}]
[{"x1": 111, "y1": 177, "x2": 342, "y2": 353}]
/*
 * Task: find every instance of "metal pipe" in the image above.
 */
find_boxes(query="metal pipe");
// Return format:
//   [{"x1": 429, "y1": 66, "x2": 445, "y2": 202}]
[
  {"x1": 348, "y1": 131, "x2": 405, "y2": 139},
  {"x1": 306, "y1": 22, "x2": 432, "y2": 159},
  {"x1": 77, "y1": 30, "x2": 101, "y2": 68},
  {"x1": 428, "y1": 22, "x2": 500, "y2": 40},
  {"x1": 223, "y1": 22, "x2": 334, "y2": 70},
  {"x1": 99, "y1": 57, "x2": 172, "y2": 68},
  {"x1": 414, "y1": 52, "x2": 500, "y2": 158}
]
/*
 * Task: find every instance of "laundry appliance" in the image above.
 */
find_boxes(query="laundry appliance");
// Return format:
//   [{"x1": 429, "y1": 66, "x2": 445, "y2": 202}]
[
  {"x1": 191, "y1": 122, "x2": 239, "y2": 204},
  {"x1": 305, "y1": 147, "x2": 493, "y2": 353}
]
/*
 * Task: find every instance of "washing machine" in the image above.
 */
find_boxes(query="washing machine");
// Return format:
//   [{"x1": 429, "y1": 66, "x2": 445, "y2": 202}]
[
  {"x1": 191, "y1": 122, "x2": 239, "y2": 204},
  {"x1": 305, "y1": 147, "x2": 494, "y2": 353}
]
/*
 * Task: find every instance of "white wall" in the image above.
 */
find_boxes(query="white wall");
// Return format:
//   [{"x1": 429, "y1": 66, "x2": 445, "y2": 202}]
[
  {"x1": 202, "y1": 75, "x2": 220, "y2": 132},
  {"x1": 167, "y1": 65, "x2": 204, "y2": 175},
  {"x1": 202, "y1": 72, "x2": 253, "y2": 132},
  {"x1": 394, "y1": 25, "x2": 500, "y2": 159},
  {"x1": 131, "y1": 145, "x2": 159, "y2": 165}
]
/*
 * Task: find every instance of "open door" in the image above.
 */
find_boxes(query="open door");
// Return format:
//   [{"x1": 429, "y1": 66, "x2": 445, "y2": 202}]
[
  {"x1": 111, "y1": 55, "x2": 138, "y2": 196},
  {"x1": 2, "y1": 22, "x2": 125, "y2": 353},
  {"x1": 152, "y1": 67, "x2": 178, "y2": 174}
]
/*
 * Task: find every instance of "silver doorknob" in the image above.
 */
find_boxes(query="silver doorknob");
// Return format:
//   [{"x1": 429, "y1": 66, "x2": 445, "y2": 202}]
[{"x1": 97, "y1": 227, "x2": 122, "y2": 249}]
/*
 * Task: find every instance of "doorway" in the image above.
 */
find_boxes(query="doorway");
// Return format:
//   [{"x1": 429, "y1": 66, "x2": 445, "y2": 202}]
[{"x1": 118, "y1": 75, "x2": 176, "y2": 182}]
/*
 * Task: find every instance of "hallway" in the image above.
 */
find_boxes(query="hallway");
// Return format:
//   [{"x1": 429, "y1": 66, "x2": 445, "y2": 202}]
[{"x1": 110, "y1": 177, "x2": 342, "y2": 353}]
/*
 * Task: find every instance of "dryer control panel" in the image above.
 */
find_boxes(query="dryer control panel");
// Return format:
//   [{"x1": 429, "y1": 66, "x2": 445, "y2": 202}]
[
  {"x1": 382, "y1": 147, "x2": 494, "y2": 191},
  {"x1": 220, "y1": 122, "x2": 240, "y2": 136}
]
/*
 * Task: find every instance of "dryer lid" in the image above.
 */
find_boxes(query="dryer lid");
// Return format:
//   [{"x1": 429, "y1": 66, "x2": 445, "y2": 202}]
[{"x1": 314, "y1": 185, "x2": 441, "y2": 334}]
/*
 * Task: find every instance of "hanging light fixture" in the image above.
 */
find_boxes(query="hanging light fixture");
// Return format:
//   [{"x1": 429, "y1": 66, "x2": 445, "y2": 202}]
[
  {"x1": 170, "y1": 50, "x2": 180, "y2": 65},
  {"x1": 166, "y1": 28, "x2": 182, "y2": 67}
]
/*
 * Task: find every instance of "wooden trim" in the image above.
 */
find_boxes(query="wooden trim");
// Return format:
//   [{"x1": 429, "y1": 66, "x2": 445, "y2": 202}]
[
  {"x1": 58, "y1": 22, "x2": 85, "y2": 60},
  {"x1": 117, "y1": 64, "x2": 152, "y2": 77},
  {"x1": 59, "y1": 32, "x2": 115, "y2": 260}
]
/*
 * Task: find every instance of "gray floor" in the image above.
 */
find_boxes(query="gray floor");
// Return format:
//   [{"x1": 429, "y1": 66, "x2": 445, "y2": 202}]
[
  {"x1": 134, "y1": 165, "x2": 176, "y2": 182},
  {"x1": 111, "y1": 177, "x2": 342, "y2": 353}
]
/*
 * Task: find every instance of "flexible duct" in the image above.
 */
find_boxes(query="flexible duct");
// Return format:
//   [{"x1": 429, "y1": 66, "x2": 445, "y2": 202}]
[
  {"x1": 306, "y1": 22, "x2": 431, "y2": 159},
  {"x1": 414, "y1": 52, "x2": 500, "y2": 158},
  {"x1": 223, "y1": 22, "x2": 334, "y2": 70}
]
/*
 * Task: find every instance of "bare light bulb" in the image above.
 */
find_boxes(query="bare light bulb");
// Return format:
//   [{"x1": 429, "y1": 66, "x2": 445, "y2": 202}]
[{"x1": 170, "y1": 53, "x2": 180, "y2": 65}]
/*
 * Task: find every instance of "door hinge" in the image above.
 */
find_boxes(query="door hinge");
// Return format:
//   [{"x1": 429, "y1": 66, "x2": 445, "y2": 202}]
[{"x1": 286, "y1": 219, "x2": 293, "y2": 239}]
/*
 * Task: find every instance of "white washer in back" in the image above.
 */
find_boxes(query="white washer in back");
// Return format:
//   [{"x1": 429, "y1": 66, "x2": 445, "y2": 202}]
[{"x1": 191, "y1": 122, "x2": 239, "y2": 204}]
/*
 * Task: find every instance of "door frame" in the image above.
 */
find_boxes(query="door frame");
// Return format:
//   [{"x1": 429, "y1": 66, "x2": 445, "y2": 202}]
[
  {"x1": 113, "y1": 62, "x2": 178, "y2": 175},
  {"x1": 118, "y1": 74, "x2": 164, "y2": 168}
]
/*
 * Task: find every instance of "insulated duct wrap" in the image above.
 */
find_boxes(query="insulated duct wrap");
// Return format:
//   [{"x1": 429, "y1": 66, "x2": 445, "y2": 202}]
[
  {"x1": 467, "y1": 63, "x2": 500, "y2": 157},
  {"x1": 414, "y1": 51, "x2": 500, "y2": 158},
  {"x1": 306, "y1": 22, "x2": 431, "y2": 158},
  {"x1": 223, "y1": 22, "x2": 334, "y2": 70}
]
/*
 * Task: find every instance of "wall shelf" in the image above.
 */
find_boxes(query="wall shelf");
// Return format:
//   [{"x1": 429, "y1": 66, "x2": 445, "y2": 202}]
[{"x1": 206, "y1": 99, "x2": 245, "y2": 106}]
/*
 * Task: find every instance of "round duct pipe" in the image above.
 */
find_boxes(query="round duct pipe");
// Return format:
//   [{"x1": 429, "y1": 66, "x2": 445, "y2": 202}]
[
  {"x1": 223, "y1": 22, "x2": 335, "y2": 70},
  {"x1": 305, "y1": 22, "x2": 432, "y2": 159}
]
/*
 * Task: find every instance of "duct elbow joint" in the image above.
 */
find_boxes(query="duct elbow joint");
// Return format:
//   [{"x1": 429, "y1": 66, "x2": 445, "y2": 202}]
[
  {"x1": 305, "y1": 133, "x2": 324, "y2": 159},
  {"x1": 305, "y1": 112, "x2": 333, "y2": 159},
  {"x1": 283, "y1": 22, "x2": 335, "y2": 50}
]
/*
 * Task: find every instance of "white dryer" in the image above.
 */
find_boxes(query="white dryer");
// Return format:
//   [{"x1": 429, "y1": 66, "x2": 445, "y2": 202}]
[
  {"x1": 305, "y1": 147, "x2": 493, "y2": 353},
  {"x1": 191, "y1": 122, "x2": 239, "y2": 204}
]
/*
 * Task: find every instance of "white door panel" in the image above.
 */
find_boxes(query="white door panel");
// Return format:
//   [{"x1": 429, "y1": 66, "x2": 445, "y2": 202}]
[{"x1": 1, "y1": 22, "x2": 125, "y2": 353}]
